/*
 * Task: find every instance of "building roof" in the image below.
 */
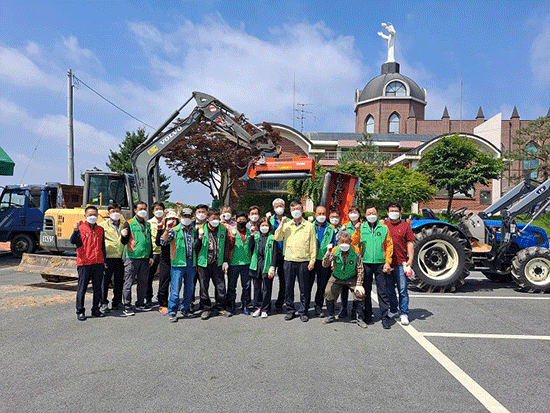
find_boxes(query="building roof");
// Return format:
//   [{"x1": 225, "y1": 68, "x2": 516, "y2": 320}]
[
  {"x1": 304, "y1": 132, "x2": 437, "y2": 143},
  {"x1": 357, "y1": 72, "x2": 426, "y2": 103}
]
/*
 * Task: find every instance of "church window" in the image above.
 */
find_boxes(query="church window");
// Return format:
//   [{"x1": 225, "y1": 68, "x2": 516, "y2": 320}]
[
  {"x1": 385, "y1": 81, "x2": 406, "y2": 97},
  {"x1": 388, "y1": 113, "x2": 400, "y2": 133},
  {"x1": 365, "y1": 116, "x2": 374, "y2": 134},
  {"x1": 524, "y1": 142, "x2": 538, "y2": 179}
]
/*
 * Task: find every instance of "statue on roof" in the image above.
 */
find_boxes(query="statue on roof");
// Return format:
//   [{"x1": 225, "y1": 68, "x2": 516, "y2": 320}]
[{"x1": 377, "y1": 23, "x2": 396, "y2": 63}]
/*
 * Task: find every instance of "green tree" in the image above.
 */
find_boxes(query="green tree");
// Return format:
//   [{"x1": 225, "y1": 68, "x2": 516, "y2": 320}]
[
  {"x1": 334, "y1": 161, "x2": 376, "y2": 211},
  {"x1": 372, "y1": 165, "x2": 435, "y2": 211},
  {"x1": 505, "y1": 116, "x2": 550, "y2": 181},
  {"x1": 418, "y1": 134, "x2": 504, "y2": 213},
  {"x1": 338, "y1": 133, "x2": 389, "y2": 171},
  {"x1": 106, "y1": 127, "x2": 171, "y2": 201},
  {"x1": 287, "y1": 163, "x2": 326, "y2": 205}
]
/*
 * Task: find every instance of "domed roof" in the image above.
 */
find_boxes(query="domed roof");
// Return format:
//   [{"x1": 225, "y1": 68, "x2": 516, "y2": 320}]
[{"x1": 358, "y1": 72, "x2": 426, "y2": 103}]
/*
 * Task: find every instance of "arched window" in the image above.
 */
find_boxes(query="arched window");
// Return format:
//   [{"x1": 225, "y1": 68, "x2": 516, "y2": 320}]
[
  {"x1": 365, "y1": 115, "x2": 374, "y2": 134},
  {"x1": 388, "y1": 113, "x2": 400, "y2": 133},
  {"x1": 524, "y1": 142, "x2": 538, "y2": 179},
  {"x1": 385, "y1": 81, "x2": 406, "y2": 97}
]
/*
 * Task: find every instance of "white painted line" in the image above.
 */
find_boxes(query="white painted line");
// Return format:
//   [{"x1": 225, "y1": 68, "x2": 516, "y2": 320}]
[
  {"x1": 422, "y1": 332, "x2": 550, "y2": 341},
  {"x1": 371, "y1": 292, "x2": 510, "y2": 413},
  {"x1": 409, "y1": 294, "x2": 550, "y2": 300},
  {"x1": 0, "y1": 266, "x2": 16, "y2": 273}
]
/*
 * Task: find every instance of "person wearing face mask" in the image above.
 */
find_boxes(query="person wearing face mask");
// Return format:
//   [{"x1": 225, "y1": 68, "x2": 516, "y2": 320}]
[
  {"x1": 161, "y1": 208, "x2": 196, "y2": 322},
  {"x1": 268, "y1": 198, "x2": 287, "y2": 312},
  {"x1": 274, "y1": 200, "x2": 317, "y2": 322},
  {"x1": 308, "y1": 206, "x2": 337, "y2": 318},
  {"x1": 338, "y1": 205, "x2": 362, "y2": 319},
  {"x1": 221, "y1": 205, "x2": 236, "y2": 231},
  {"x1": 190, "y1": 204, "x2": 209, "y2": 311},
  {"x1": 352, "y1": 206, "x2": 394, "y2": 329},
  {"x1": 155, "y1": 208, "x2": 177, "y2": 314},
  {"x1": 246, "y1": 205, "x2": 261, "y2": 235},
  {"x1": 146, "y1": 202, "x2": 165, "y2": 307},
  {"x1": 98, "y1": 203, "x2": 125, "y2": 313},
  {"x1": 120, "y1": 201, "x2": 154, "y2": 316},
  {"x1": 70, "y1": 205, "x2": 107, "y2": 321},
  {"x1": 248, "y1": 217, "x2": 279, "y2": 318},
  {"x1": 321, "y1": 231, "x2": 368, "y2": 328},
  {"x1": 227, "y1": 212, "x2": 253, "y2": 315},
  {"x1": 193, "y1": 209, "x2": 231, "y2": 320},
  {"x1": 384, "y1": 202, "x2": 415, "y2": 326}
]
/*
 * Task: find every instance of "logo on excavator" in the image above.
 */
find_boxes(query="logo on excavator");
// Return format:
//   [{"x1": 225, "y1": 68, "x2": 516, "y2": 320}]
[
  {"x1": 147, "y1": 145, "x2": 159, "y2": 156},
  {"x1": 536, "y1": 185, "x2": 547, "y2": 195},
  {"x1": 159, "y1": 125, "x2": 184, "y2": 147},
  {"x1": 209, "y1": 105, "x2": 217, "y2": 112}
]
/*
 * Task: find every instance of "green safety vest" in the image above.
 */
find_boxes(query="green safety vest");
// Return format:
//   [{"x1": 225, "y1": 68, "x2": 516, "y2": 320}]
[
  {"x1": 230, "y1": 228, "x2": 251, "y2": 266},
  {"x1": 249, "y1": 233, "x2": 275, "y2": 273},
  {"x1": 197, "y1": 224, "x2": 227, "y2": 267},
  {"x1": 316, "y1": 223, "x2": 335, "y2": 260},
  {"x1": 125, "y1": 217, "x2": 151, "y2": 259},
  {"x1": 333, "y1": 246, "x2": 358, "y2": 280},
  {"x1": 170, "y1": 224, "x2": 196, "y2": 267},
  {"x1": 359, "y1": 221, "x2": 388, "y2": 264}
]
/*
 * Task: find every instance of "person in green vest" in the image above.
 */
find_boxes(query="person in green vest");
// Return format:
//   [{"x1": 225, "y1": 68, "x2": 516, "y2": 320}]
[
  {"x1": 227, "y1": 212, "x2": 252, "y2": 315},
  {"x1": 120, "y1": 201, "x2": 153, "y2": 316},
  {"x1": 308, "y1": 206, "x2": 339, "y2": 318},
  {"x1": 338, "y1": 204, "x2": 362, "y2": 319},
  {"x1": 321, "y1": 231, "x2": 367, "y2": 328},
  {"x1": 193, "y1": 208, "x2": 231, "y2": 320},
  {"x1": 248, "y1": 217, "x2": 279, "y2": 318},
  {"x1": 351, "y1": 206, "x2": 394, "y2": 329}
]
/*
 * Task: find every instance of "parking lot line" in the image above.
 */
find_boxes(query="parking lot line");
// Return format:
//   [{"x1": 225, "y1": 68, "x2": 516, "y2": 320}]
[
  {"x1": 421, "y1": 332, "x2": 550, "y2": 341},
  {"x1": 409, "y1": 294, "x2": 550, "y2": 300}
]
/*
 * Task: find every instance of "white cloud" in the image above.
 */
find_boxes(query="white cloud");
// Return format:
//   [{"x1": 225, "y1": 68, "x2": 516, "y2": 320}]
[
  {"x1": 531, "y1": 15, "x2": 550, "y2": 86},
  {"x1": 61, "y1": 35, "x2": 101, "y2": 69},
  {"x1": 0, "y1": 46, "x2": 62, "y2": 90}
]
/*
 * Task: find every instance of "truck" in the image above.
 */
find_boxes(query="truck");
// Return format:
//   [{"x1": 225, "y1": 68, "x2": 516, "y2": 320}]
[{"x1": 0, "y1": 183, "x2": 82, "y2": 257}]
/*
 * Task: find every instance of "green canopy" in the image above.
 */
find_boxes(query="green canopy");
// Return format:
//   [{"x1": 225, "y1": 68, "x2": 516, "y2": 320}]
[{"x1": 0, "y1": 146, "x2": 15, "y2": 176}]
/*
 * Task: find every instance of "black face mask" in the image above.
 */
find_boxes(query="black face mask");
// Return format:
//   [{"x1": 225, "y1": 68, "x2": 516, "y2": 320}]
[{"x1": 237, "y1": 221, "x2": 247, "y2": 229}]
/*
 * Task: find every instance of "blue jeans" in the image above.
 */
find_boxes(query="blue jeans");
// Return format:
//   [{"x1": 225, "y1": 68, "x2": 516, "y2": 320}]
[
  {"x1": 168, "y1": 261, "x2": 195, "y2": 315},
  {"x1": 387, "y1": 266, "x2": 409, "y2": 315}
]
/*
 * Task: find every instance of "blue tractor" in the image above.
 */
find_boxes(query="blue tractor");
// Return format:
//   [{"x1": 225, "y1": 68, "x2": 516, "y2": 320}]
[{"x1": 409, "y1": 178, "x2": 550, "y2": 293}]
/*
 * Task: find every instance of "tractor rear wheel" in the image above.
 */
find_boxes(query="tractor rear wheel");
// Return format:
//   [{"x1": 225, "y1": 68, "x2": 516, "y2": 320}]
[
  {"x1": 511, "y1": 247, "x2": 550, "y2": 292},
  {"x1": 412, "y1": 225, "x2": 473, "y2": 292}
]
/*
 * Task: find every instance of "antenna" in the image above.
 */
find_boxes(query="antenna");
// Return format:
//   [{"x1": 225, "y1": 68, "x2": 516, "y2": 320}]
[
  {"x1": 295, "y1": 103, "x2": 313, "y2": 132},
  {"x1": 292, "y1": 71, "x2": 296, "y2": 129},
  {"x1": 459, "y1": 72, "x2": 463, "y2": 133}
]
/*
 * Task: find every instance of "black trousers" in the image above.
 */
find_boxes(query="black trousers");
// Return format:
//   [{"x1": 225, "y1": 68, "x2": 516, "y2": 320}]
[
  {"x1": 156, "y1": 259, "x2": 171, "y2": 307},
  {"x1": 251, "y1": 270, "x2": 263, "y2": 308},
  {"x1": 76, "y1": 264, "x2": 103, "y2": 314},
  {"x1": 308, "y1": 259, "x2": 331, "y2": 308},
  {"x1": 227, "y1": 264, "x2": 251, "y2": 309},
  {"x1": 274, "y1": 253, "x2": 285, "y2": 309},
  {"x1": 101, "y1": 257, "x2": 124, "y2": 306},
  {"x1": 283, "y1": 260, "x2": 310, "y2": 316},
  {"x1": 197, "y1": 263, "x2": 227, "y2": 311},
  {"x1": 339, "y1": 287, "x2": 349, "y2": 312},
  {"x1": 363, "y1": 263, "x2": 390, "y2": 320},
  {"x1": 146, "y1": 254, "x2": 160, "y2": 302},
  {"x1": 261, "y1": 273, "x2": 273, "y2": 312}
]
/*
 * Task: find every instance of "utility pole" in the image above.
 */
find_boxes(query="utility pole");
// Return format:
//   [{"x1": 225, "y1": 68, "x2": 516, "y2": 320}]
[{"x1": 67, "y1": 69, "x2": 74, "y2": 185}]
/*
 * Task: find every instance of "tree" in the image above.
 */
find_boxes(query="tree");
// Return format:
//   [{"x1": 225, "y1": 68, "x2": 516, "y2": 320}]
[
  {"x1": 372, "y1": 165, "x2": 435, "y2": 211},
  {"x1": 287, "y1": 163, "x2": 327, "y2": 205},
  {"x1": 417, "y1": 134, "x2": 504, "y2": 213},
  {"x1": 334, "y1": 162, "x2": 377, "y2": 211},
  {"x1": 338, "y1": 133, "x2": 389, "y2": 171},
  {"x1": 106, "y1": 127, "x2": 171, "y2": 200},
  {"x1": 505, "y1": 116, "x2": 550, "y2": 181}
]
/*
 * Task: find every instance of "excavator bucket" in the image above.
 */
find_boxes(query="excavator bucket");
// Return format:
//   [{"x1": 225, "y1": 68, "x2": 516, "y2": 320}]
[
  {"x1": 319, "y1": 170, "x2": 361, "y2": 221},
  {"x1": 246, "y1": 157, "x2": 315, "y2": 181},
  {"x1": 16, "y1": 253, "x2": 78, "y2": 282}
]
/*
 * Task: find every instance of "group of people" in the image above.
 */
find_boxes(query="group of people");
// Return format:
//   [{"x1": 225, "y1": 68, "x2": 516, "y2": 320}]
[{"x1": 71, "y1": 198, "x2": 415, "y2": 329}]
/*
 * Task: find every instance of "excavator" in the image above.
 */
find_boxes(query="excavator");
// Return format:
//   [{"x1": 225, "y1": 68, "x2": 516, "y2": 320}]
[{"x1": 17, "y1": 91, "x2": 317, "y2": 280}]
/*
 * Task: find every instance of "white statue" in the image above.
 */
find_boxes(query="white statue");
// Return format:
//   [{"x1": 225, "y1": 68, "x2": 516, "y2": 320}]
[{"x1": 377, "y1": 23, "x2": 396, "y2": 63}]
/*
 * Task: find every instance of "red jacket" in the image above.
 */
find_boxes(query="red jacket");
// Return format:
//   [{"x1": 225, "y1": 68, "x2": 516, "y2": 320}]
[{"x1": 74, "y1": 222, "x2": 105, "y2": 266}]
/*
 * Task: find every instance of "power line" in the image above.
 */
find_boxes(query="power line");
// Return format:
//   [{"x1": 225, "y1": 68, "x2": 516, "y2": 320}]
[{"x1": 72, "y1": 74, "x2": 155, "y2": 129}]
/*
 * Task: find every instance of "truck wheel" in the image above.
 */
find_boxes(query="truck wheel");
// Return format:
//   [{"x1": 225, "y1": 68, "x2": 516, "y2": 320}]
[
  {"x1": 10, "y1": 234, "x2": 36, "y2": 258},
  {"x1": 511, "y1": 247, "x2": 550, "y2": 292},
  {"x1": 412, "y1": 226, "x2": 472, "y2": 292}
]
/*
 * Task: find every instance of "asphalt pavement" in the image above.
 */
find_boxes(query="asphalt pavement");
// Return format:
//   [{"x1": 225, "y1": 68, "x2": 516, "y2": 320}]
[{"x1": 0, "y1": 257, "x2": 549, "y2": 413}]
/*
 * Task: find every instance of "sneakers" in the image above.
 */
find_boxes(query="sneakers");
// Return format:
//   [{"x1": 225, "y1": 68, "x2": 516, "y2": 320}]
[
  {"x1": 300, "y1": 315, "x2": 309, "y2": 323},
  {"x1": 169, "y1": 313, "x2": 178, "y2": 323},
  {"x1": 77, "y1": 313, "x2": 86, "y2": 321},
  {"x1": 136, "y1": 303, "x2": 152, "y2": 312},
  {"x1": 400, "y1": 314, "x2": 410, "y2": 325},
  {"x1": 323, "y1": 315, "x2": 335, "y2": 324},
  {"x1": 143, "y1": 303, "x2": 153, "y2": 312},
  {"x1": 382, "y1": 319, "x2": 391, "y2": 329},
  {"x1": 201, "y1": 310, "x2": 211, "y2": 320},
  {"x1": 91, "y1": 310, "x2": 105, "y2": 318},
  {"x1": 122, "y1": 308, "x2": 135, "y2": 317},
  {"x1": 388, "y1": 310, "x2": 399, "y2": 319},
  {"x1": 243, "y1": 307, "x2": 250, "y2": 316},
  {"x1": 284, "y1": 313, "x2": 295, "y2": 321},
  {"x1": 337, "y1": 309, "x2": 348, "y2": 320},
  {"x1": 252, "y1": 308, "x2": 262, "y2": 317},
  {"x1": 315, "y1": 305, "x2": 322, "y2": 317},
  {"x1": 100, "y1": 304, "x2": 110, "y2": 314},
  {"x1": 158, "y1": 306, "x2": 168, "y2": 315},
  {"x1": 260, "y1": 311, "x2": 268, "y2": 319},
  {"x1": 112, "y1": 303, "x2": 124, "y2": 311},
  {"x1": 218, "y1": 310, "x2": 232, "y2": 318},
  {"x1": 356, "y1": 318, "x2": 368, "y2": 329}
]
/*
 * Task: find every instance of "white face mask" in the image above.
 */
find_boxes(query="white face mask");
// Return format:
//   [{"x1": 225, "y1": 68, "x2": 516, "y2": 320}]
[
  {"x1": 260, "y1": 226, "x2": 269, "y2": 234},
  {"x1": 388, "y1": 211, "x2": 400, "y2": 220},
  {"x1": 274, "y1": 207, "x2": 284, "y2": 216},
  {"x1": 110, "y1": 212, "x2": 121, "y2": 221},
  {"x1": 86, "y1": 215, "x2": 98, "y2": 224},
  {"x1": 209, "y1": 219, "x2": 220, "y2": 227},
  {"x1": 249, "y1": 214, "x2": 259, "y2": 222},
  {"x1": 182, "y1": 218, "x2": 192, "y2": 226},
  {"x1": 136, "y1": 210, "x2": 148, "y2": 219},
  {"x1": 291, "y1": 210, "x2": 302, "y2": 219},
  {"x1": 196, "y1": 213, "x2": 206, "y2": 221},
  {"x1": 223, "y1": 212, "x2": 232, "y2": 221},
  {"x1": 154, "y1": 210, "x2": 164, "y2": 218},
  {"x1": 329, "y1": 217, "x2": 340, "y2": 226},
  {"x1": 339, "y1": 243, "x2": 350, "y2": 252},
  {"x1": 349, "y1": 213, "x2": 359, "y2": 222},
  {"x1": 316, "y1": 215, "x2": 326, "y2": 223},
  {"x1": 366, "y1": 214, "x2": 378, "y2": 223}
]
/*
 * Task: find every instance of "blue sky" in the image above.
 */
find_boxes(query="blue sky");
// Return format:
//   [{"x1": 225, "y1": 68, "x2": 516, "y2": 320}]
[{"x1": 1, "y1": 0, "x2": 549, "y2": 205}]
